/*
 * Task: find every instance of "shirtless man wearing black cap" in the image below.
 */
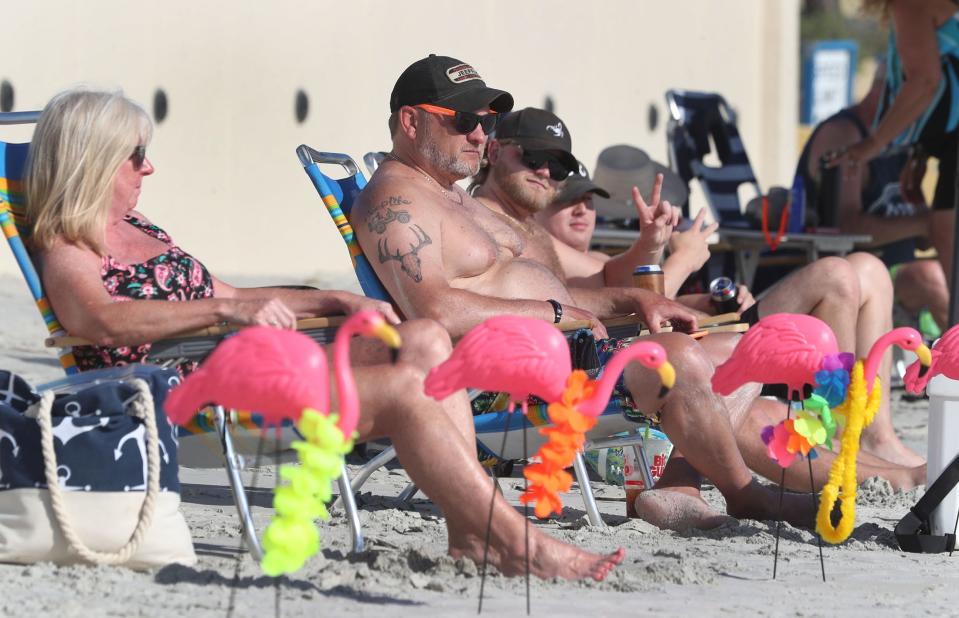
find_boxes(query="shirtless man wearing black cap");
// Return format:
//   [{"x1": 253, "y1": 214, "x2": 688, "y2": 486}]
[
  {"x1": 353, "y1": 55, "x2": 624, "y2": 581},
  {"x1": 355, "y1": 56, "x2": 817, "y2": 534}
]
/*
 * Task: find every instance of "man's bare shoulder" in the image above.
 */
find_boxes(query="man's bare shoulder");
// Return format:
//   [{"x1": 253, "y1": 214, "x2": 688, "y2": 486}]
[
  {"x1": 549, "y1": 232, "x2": 605, "y2": 281},
  {"x1": 587, "y1": 249, "x2": 612, "y2": 263},
  {"x1": 353, "y1": 163, "x2": 449, "y2": 239}
]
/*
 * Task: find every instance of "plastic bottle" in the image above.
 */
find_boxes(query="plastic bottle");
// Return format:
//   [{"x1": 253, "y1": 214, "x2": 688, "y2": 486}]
[
  {"x1": 818, "y1": 155, "x2": 841, "y2": 228},
  {"x1": 788, "y1": 173, "x2": 806, "y2": 234}
]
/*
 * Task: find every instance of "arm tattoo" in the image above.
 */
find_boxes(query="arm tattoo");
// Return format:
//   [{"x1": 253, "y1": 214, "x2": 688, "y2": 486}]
[
  {"x1": 367, "y1": 195, "x2": 412, "y2": 234},
  {"x1": 377, "y1": 224, "x2": 432, "y2": 283}
]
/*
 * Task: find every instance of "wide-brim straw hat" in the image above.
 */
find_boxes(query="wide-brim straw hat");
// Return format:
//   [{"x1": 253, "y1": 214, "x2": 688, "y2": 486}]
[{"x1": 591, "y1": 145, "x2": 689, "y2": 219}]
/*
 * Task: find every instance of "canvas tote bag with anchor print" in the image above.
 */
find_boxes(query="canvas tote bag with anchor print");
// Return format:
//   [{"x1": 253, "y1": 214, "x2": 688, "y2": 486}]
[{"x1": 0, "y1": 366, "x2": 195, "y2": 568}]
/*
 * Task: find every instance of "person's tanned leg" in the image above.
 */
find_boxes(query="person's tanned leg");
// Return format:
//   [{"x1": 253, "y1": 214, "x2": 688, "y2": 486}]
[
  {"x1": 845, "y1": 252, "x2": 926, "y2": 467},
  {"x1": 758, "y1": 255, "x2": 860, "y2": 351},
  {"x1": 739, "y1": 254, "x2": 924, "y2": 475},
  {"x1": 349, "y1": 319, "x2": 474, "y2": 444},
  {"x1": 737, "y1": 396, "x2": 925, "y2": 490},
  {"x1": 346, "y1": 363, "x2": 624, "y2": 580},
  {"x1": 895, "y1": 260, "x2": 949, "y2": 334},
  {"x1": 697, "y1": 326, "x2": 922, "y2": 489},
  {"x1": 623, "y1": 333, "x2": 815, "y2": 530}
]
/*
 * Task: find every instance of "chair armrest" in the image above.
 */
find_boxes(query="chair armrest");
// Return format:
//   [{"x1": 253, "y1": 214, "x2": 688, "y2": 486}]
[
  {"x1": 635, "y1": 322, "x2": 750, "y2": 339},
  {"x1": 45, "y1": 316, "x2": 349, "y2": 349},
  {"x1": 47, "y1": 312, "x2": 748, "y2": 356},
  {"x1": 554, "y1": 311, "x2": 741, "y2": 337}
]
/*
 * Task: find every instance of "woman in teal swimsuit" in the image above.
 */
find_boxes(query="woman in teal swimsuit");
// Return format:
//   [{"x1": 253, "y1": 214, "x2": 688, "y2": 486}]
[{"x1": 834, "y1": 0, "x2": 959, "y2": 305}]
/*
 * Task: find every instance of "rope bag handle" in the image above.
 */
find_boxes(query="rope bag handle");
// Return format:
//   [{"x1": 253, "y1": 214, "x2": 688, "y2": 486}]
[{"x1": 26, "y1": 379, "x2": 160, "y2": 565}]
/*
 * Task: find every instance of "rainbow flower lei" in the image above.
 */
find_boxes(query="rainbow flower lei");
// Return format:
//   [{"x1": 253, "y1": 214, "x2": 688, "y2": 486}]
[
  {"x1": 260, "y1": 409, "x2": 354, "y2": 576},
  {"x1": 520, "y1": 370, "x2": 597, "y2": 519},
  {"x1": 761, "y1": 394, "x2": 837, "y2": 468}
]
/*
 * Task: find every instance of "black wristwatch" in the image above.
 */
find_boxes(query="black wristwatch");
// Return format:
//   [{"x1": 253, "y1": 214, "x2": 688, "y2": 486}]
[{"x1": 546, "y1": 299, "x2": 563, "y2": 323}]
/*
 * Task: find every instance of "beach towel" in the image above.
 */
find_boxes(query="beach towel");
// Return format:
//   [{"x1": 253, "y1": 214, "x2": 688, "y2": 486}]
[{"x1": 0, "y1": 367, "x2": 195, "y2": 568}]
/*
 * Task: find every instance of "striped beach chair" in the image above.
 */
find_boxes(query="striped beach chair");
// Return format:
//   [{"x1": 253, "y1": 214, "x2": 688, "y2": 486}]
[{"x1": 0, "y1": 123, "x2": 79, "y2": 375}]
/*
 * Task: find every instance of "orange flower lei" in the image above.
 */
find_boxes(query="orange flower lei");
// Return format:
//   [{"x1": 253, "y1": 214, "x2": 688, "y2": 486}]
[{"x1": 520, "y1": 370, "x2": 598, "y2": 519}]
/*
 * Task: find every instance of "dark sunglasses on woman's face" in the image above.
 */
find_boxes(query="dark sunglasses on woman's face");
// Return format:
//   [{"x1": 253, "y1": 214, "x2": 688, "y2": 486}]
[
  {"x1": 415, "y1": 104, "x2": 499, "y2": 135},
  {"x1": 517, "y1": 146, "x2": 573, "y2": 181},
  {"x1": 130, "y1": 145, "x2": 147, "y2": 170}
]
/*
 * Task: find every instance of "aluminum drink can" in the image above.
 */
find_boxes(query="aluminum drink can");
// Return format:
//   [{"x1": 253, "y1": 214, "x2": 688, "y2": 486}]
[
  {"x1": 633, "y1": 265, "x2": 665, "y2": 295},
  {"x1": 709, "y1": 276, "x2": 740, "y2": 313}
]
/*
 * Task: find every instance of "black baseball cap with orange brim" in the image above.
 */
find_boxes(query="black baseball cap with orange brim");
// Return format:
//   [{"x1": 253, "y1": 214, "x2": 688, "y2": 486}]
[{"x1": 390, "y1": 54, "x2": 514, "y2": 114}]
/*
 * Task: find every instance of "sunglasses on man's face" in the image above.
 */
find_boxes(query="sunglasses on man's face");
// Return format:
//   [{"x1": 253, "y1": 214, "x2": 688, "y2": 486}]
[
  {"x1": 516, "y1": 146, "x2": 573, "y2": 181},
  {"x1": 415, "y1": 104, "x2": 499, "y2": 135},
  {"x1": 130, "y1": 145, "x2": 147, "y2": 171}
]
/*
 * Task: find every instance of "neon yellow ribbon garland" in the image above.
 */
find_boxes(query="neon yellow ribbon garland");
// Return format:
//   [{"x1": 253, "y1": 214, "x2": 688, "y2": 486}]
[
  {"x1": 260, "y1": 409, "x2": 355, "y2": 576},
  {"x1": 815, "y1": 361, "x2": 882, "y2": 544}
]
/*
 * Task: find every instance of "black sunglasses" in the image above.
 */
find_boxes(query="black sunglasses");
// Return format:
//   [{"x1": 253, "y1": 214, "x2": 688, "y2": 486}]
[
  {"x1": 415, "y1": 104, "x2": 499, "y2": 135},
  {"x1": 130, "y1": 145, "x2": 147, "y2": 170},
  {"x1": 516, "y1": 146, "x2": 573, "y2": 181}
]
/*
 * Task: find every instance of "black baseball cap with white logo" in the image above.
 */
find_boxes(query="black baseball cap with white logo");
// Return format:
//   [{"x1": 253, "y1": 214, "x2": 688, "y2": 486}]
[
  {"x1": 495, "y1": 107, "x2": 577, "y2": 171},
  {"x1": 390, "y1": 54, "x2": 514, "y2": 114},
  {"x1": 556, "y1": 161, "x2": 611, "y2": 204}
]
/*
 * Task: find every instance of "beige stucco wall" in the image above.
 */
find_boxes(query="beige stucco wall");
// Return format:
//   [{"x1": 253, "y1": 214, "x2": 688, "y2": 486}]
[{"x1": 1, "y1": 0, "x2": 799, "y2": 290}]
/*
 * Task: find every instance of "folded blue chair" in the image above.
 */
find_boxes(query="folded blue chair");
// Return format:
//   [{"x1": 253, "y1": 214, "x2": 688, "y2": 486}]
[{"x1": 665, "y1": 89, "x2": 762, "y2": 227}]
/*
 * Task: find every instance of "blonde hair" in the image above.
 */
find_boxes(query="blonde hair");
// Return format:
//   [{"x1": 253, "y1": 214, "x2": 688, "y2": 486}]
[{"x1": 26, "y1": 88, "x2": 152, "y2": 254}]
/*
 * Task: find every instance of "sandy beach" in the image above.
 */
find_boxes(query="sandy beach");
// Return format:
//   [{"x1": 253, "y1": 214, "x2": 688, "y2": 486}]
[{"x1": 0, "y1": 274, "x2": 955, "y2": 618}]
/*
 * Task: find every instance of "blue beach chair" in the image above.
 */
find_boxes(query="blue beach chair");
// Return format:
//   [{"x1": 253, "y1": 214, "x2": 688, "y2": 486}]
[
  {"x1": 297, "y1": 146, "x2": 667, "y2": 526},
  {"x1": 0, "y1": 121, "x2": 79, "y2": 375}
]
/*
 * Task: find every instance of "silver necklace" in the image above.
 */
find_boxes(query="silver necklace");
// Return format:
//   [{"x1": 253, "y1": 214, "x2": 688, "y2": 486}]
[{"x1": 385, "y1": 152, "x2": 454, "y2": 200}]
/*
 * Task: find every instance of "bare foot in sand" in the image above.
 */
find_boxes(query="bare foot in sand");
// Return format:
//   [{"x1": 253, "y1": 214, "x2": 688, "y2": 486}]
[
  {"x1": 859, "y1": 462, "x2": 926, "y2": 490},
  {"x1": 449, "y1": 526, "x2": 624, "y2": 581},
  {"x1": 860, "y1": 437, "x2": 926, "y2": 469},
  {"x1": 724, "y1": 478, "x2": 816, "y2": 528},
  {"x1": 633, "y1": 487, "x2": 737, "y2": 531}
]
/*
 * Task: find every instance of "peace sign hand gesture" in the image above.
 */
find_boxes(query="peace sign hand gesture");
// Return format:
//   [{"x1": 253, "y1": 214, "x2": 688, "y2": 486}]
[{"x1": 632, "y1": 173, "x2": 679, "y2": 262}]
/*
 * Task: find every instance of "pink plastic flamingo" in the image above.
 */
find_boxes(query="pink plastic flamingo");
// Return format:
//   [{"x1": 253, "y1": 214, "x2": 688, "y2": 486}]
[
  {"x1": 424, "y1": 315, "x2": 650, "y2": 594},
  {"x1": 712, "y1": 313, "x2": 842, "y2": 401},
  {"x1": 815, "y1": 326, "x2": 931, "y2": 546},
  {"x1": 164, "y1": 311, "x2": 401, "y2": 435},
  {"x1": 862, "y1": 327, "x2": 932, "y2": 394},
  {"x1": 904, "y1": 323, "x2": 956, "y2": 393},
  {"x1": 423, "y1": 315, "x2": 676, "y2": 414},
  {"x1": 712, "y1": 313, "x2": 843, "y2": 580}
]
